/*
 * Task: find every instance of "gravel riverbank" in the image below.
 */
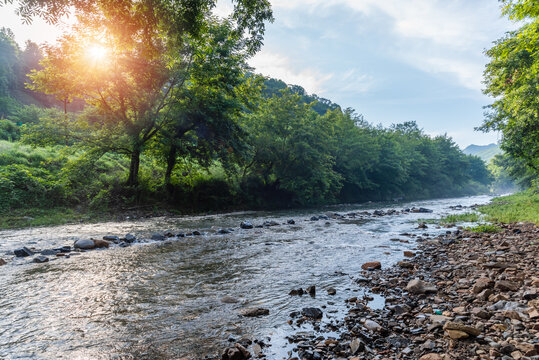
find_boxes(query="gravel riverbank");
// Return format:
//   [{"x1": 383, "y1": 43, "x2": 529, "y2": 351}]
[{"x1": 221, "y1": 222, "x2": 539, "y2": 360}]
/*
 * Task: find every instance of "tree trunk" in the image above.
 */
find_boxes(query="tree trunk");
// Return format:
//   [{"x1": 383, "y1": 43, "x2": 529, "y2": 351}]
[
  {"x1": 165, "y1": 145, "x2": 177, "y2": 194},
  {"x1": 127, "y1": 148, "x2": 141, "y2": 186}
]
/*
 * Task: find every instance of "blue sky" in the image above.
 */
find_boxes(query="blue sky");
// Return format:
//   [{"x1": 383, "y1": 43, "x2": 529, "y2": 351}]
[{"x1": 2, "y1": 0, "x2": 517, "y2": 147}]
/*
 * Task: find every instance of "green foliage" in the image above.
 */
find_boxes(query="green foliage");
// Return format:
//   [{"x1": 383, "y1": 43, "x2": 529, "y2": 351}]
[
  {"x1": 0, "y1": 119, "x2": 20, "y2": 141},
  {"x1": 489, "y1": 153, "x2": 535, "y2": 192},
  {"x1": 466, "y1": 223, "x2": 502, "y2": 233},
  {"x1": 478, "y1": 190, "x2": 539, "y2": 224},
  {"x1": 482, "y1": 10, "x2": 539, "y2": 177},
  {"x1": 242, "y1": 90, "x2": 342, "y2": 205},
  {"x1": 440, "y1": 212, "x2": 480, "y2": 224}
]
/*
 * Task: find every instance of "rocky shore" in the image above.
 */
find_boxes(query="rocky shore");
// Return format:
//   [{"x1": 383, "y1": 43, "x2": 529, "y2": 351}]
[{"x1": 222, "y1": 223, "x2": 539, "y2": 360}]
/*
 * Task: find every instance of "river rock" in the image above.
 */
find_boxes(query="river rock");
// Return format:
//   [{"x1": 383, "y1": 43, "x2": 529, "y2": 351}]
[
  {"x1": 443, "y1": 321, "x2": 481, "y2": 336},
  {"x1": 103, "y1": 235, "x2": 119, "y2": 242},
  {"x1": 218, "y1": 228, "x2": 231, "y2": 234},
  {"x1": 363, "y1": 319, "x2": 382, "y2": 332},
  {"x1": 361, "y1": 261, "x2": 381, "y2": 270},
  {"x1": 74, "y1": 239, "x2": 95, "y2": 250},
  {"x1": 33, "y1": 256, "x2": 49, "y2": 263},
  {"x1": 0, "y1": 258, "x2": 6, "y2": 266},
  {"x1": 472, "y1": 278, "x2": 494, "y2": 294},
  {"x1": 287, "y1": 219, "x2": 295, "y2": 224},
  {"x1": 222, "y1": 343, "x2": 251, "y2": 360},
  {"x1": 301, "y1": 307, "x2": 323, "y2": 319},
  {"x1": 14, "y1": 247, "x2": 33, "y2": 257},
  {"x1": 306, "y1": 285, "x2": 316, "y2": 296},
  {"x1": 163, "y1": 230, "x2": 175, "y2": 237},
  {"x1": 327, "y1": 288, "x2": 336, "y2": 295},
  {"x1": 446, "y1": 329, "x2": 469, "y2": 340},
  {"x1": 54, "y1": 246, "x2": 71, "y2": 253},
  {"x1": 406, "y1": 279, "x2": 437, "y2": 294},
  {"x1": 123, "y1": 233, "x2": 136, "y2": 243},
  {"x1": 350, "y1": 338, "x2": 364, "y2": 354},
  {"x1": 221, "y1": 296, "x2": 239, "y2": 304},
  {"x1": 495, "y1": 280, "x2": 519, "y2": 292},
  {"x1": 398, "y1": 261, "x2": 414, "y2": 269},
  {"x1": 240, "y1": 221, "x2": 253, "y2": 229},
  {"x1": 419, "y1": 354, "x2": 443, "y2": 360},
  {"x1": 403, "y1": 251, "x2": 415, "y2": 257},
  {"x1": 192, "y1": 230, "x2": 202, "y2": 236},
  {"x1": 40, "y1": 249, "x2": 58, "y2": 256},
  {"x1": 151, "y1": 233, "x2": 165, "y2": 241},
  {"x1": 289, "y1": 288, "x2": 304, "y2": 296},
  {"x1": 240, "y1": 307, "x2": 269, "y2": 317},
  {"x1": 92, "y1": 239, "x2": 110, "y2": 248}
]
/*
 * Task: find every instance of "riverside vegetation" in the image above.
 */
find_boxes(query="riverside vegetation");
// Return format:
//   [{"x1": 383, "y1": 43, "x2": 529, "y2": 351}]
[{"x1": 0, "y1": 21, "x2": 493, "y2": 228}]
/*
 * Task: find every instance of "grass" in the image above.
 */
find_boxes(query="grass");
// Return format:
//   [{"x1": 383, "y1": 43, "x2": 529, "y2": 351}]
[
  {"x1": 0, "y1": 207, "x2": 99, "y2": 229},
  {"x1": 465, "y1": 224, "x2": 502, "y2": 233},
  {"x1": 478, "y1": 190, "x2": 539, "y2": 224},
  {"x1": 440, "y1": 212, "x2": 480, "y2": 224}
]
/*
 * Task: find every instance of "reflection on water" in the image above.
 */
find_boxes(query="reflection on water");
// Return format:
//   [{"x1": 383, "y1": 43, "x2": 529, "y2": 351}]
[{"x1": 0, "y1": 195, "x2": 491, "y2": 359}]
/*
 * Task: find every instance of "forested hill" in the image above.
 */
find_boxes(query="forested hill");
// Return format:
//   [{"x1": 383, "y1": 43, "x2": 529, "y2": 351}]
[
  {"x1": 0, "y1": 25, "x2": 492, "y2": 222},
  {"x1": 262, "y1": 78, "x2": 341, "y2": 115},
  {"x1": 463, "y1": 144, "x2": 502, "y2": 163}
]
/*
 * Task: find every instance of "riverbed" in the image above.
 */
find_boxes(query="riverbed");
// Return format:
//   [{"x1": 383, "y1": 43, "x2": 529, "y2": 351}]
[{"x1": 0, "y1": 195, "x2": 492, "y2": 359}]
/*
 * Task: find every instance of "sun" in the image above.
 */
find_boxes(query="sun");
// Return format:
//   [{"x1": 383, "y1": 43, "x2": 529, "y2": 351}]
[{"x1": 86, "y1": 44, "x2": 108, "y2": 62}]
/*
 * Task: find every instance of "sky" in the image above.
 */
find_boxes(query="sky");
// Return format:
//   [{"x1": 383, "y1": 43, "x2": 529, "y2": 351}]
[{"x1": 1, "y1": 0, "x2": 518, "y2": 148}]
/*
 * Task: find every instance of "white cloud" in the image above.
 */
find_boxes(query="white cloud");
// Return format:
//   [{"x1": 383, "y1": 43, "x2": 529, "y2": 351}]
[
  {"x1": 249, "y1": 51, "x2": 333, "y2": 95},
  {"x1": 268, "y1": 0, "x2": 512, "y2": 92}
]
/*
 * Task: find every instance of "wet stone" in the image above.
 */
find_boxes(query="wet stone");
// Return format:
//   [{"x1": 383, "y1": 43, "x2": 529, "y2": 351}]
[
  {"x1": 151, "y1": 233, "x2": 165, "y2": 241},
  {"x1": 301, "y1": 307, "x2": 323, "y2": 319},
  {"x1": 14, "y1": 247, "x2": 33, "y2": 257},
  {"x1": 240, "y1": 307, "x2": 269, "y2": 317},
  {"x1": 33, "y1": 256, "x2": 49, "y2": 263},
  {"x1": 103, "y1": 235, "x2": 120, "y2": 242}
]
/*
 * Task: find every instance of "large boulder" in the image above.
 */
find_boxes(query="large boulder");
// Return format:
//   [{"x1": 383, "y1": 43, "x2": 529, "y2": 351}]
[
  {"x1": 240, "y1": 221, "x2": 254, "y2": 229},
  {"x1": 74, "y1": 239, "x2": 95, "y2": 250}
]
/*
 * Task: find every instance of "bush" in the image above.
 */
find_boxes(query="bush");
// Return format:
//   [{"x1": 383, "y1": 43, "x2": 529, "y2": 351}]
[
  {"x1": 0, "y1": 118, "x2": 19, "y2": 141},
  {"x1": 0, "y1": 164, "x2": 65, "y2": 211}
]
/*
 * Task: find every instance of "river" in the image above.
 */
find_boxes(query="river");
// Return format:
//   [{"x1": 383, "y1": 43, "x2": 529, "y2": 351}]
[{"x1": 0, "y1": 195, "x2": 492, "y2": 359}]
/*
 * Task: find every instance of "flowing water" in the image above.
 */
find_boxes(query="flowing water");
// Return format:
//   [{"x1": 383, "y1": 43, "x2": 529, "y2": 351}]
[{"x1": 0, "y1": 195, "x2": 492, "y2": 359}]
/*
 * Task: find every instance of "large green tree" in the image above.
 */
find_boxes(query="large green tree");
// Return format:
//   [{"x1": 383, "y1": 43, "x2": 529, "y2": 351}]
[
  {"x1": 22, "y1": 1, "x2": 272, "y2": 186},
  {"x1": 481, "y1": 0, "x2": 539, "y2": 173}
]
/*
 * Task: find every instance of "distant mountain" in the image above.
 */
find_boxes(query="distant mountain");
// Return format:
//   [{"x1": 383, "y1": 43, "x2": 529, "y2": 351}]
[{"x1": 463, "y1": 143, "x2": 502, "y2": 162}]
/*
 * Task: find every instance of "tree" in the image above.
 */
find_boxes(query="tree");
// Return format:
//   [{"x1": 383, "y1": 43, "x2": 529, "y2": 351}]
[
  {"x1": 242, "y1": 90, "x2": 342, "y2": 205},
  {"x1": 25, "y1": 2, "x2": 272, "y2": 186},
  {"x1": 481, "y1": 1, "x2": 539, "y2": 173},
  {"x1": 157, "y1": 19, "x2": 261, "y2": 192}
]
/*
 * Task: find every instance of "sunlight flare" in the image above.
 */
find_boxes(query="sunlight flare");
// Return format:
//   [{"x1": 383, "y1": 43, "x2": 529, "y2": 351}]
[{"x1": 86, "y1": 44, "x2": 108, "y2": 62}]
